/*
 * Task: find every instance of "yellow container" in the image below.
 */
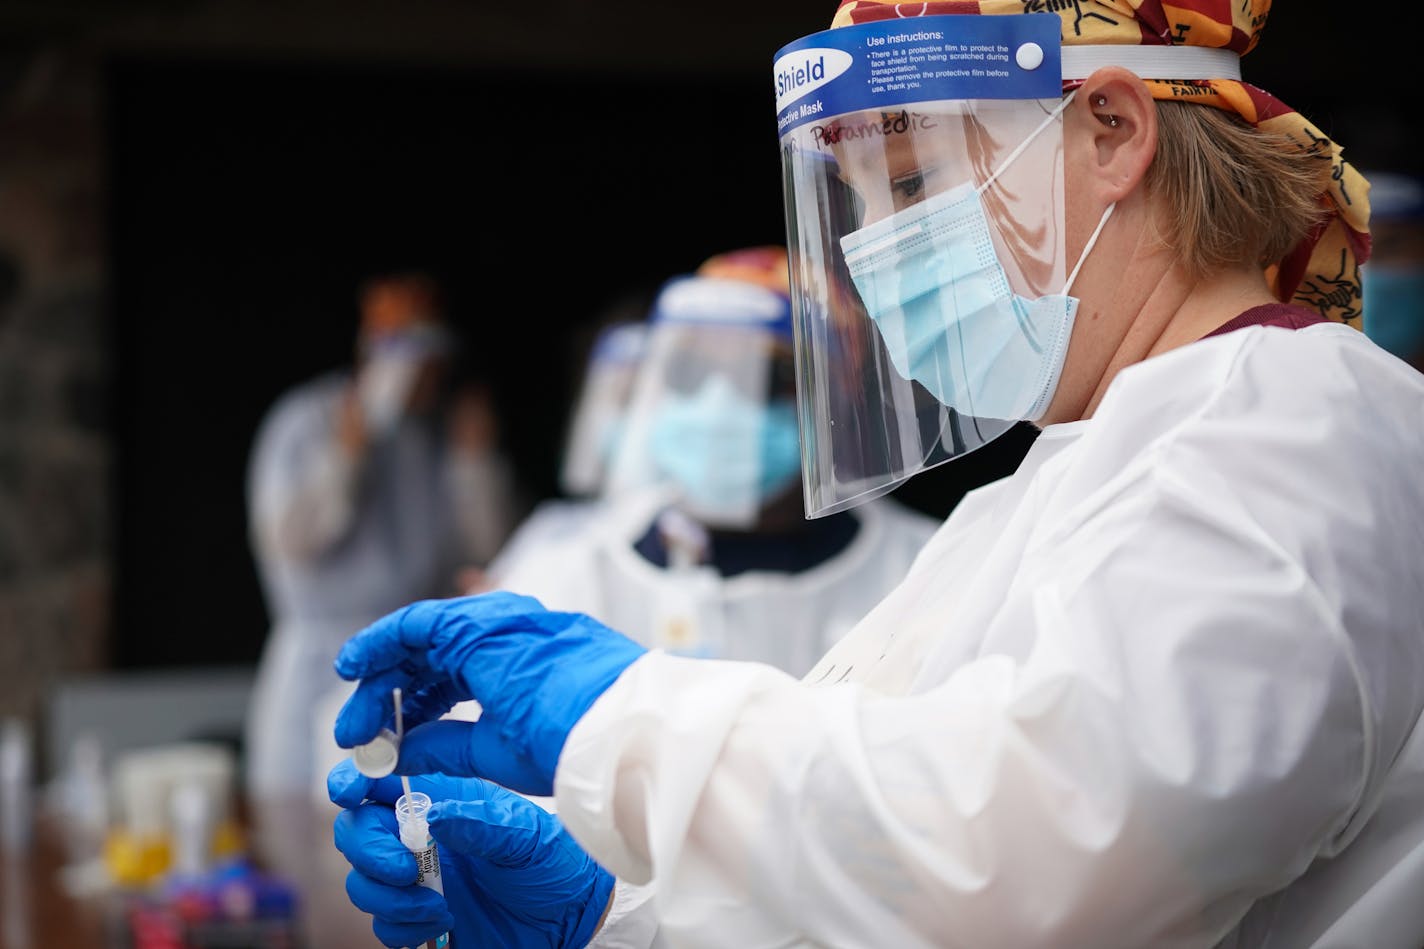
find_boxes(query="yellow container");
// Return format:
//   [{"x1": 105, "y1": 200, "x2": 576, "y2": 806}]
[{"x1": 103, "y1": 828, "x2": 172, "y2": 887}]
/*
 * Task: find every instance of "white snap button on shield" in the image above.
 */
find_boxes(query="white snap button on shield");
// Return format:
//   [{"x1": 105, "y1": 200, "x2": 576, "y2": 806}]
[{"x1": 1016, "y1": 42, "x2": 1044, "y2": 70}]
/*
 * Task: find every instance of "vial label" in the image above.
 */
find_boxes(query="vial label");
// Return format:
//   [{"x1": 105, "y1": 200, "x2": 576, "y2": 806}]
[{"x1": 414, "y1": 842, "x2": 441, "y2": 886}]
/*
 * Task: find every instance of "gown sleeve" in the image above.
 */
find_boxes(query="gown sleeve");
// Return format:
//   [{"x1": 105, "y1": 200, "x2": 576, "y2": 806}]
[{"x1": 554, "y1": 444, "x2": 1372, "y2": 948}]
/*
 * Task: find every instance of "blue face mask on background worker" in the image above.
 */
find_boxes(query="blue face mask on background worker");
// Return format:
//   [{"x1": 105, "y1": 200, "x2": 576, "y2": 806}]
[
  {"x1": 603, "y1": 265, "x2": 807, "y2": 529},
  {"x1": 647, "y1": 377, "x2": 802, "y2": 515}
]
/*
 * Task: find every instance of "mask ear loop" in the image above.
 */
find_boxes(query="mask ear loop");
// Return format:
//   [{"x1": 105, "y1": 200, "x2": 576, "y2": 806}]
[
  {"x1": 1062, "y1": 202, "x2": 1116, "y2": 296},
  {"x1": 968, "y1": 85, "x2": 1110, "y2": 296},
  {"x1": 975, "y1": 89, "x2": 1079, "y2": 196},
  {"x1": 926, "y1": 90, "x2": 1084, "y2": 453}
]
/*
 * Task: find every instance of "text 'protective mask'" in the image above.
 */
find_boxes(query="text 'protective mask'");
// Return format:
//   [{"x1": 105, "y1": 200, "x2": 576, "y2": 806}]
[{"x1": 840, "y1": 91, "x2": 1114, "y2": 422}]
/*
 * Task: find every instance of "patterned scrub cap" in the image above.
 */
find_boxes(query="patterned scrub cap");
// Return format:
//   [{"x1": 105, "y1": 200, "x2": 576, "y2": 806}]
[
  {"x1": 830, "y1": 0, "x2": 1372, "y2": 324},
  {"x1": 696, "y1": 246, "x2": 792, "y2": 297}
]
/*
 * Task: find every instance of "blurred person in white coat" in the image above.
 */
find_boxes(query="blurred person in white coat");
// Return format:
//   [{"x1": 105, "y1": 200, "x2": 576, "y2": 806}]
[
  {"x1": 490, "y1": 246, "x2": 940, "y2": 674},
  {"x1": 244, "y1": 272, "x2": 519, "y2": 798}
]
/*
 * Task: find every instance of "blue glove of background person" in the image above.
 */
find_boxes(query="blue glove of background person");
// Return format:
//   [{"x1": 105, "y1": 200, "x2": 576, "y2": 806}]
[
  {"x1": 329, "y1": 759, "x2": 615, "y2": 949},
  {"x1": 333, "y1": 591, "x2": 647, "y2": 795}
]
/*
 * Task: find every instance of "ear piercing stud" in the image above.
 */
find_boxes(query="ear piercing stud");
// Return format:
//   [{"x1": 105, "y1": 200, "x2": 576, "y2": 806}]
[{"x1": 1093, "y1": 94, "x2": 1118, "y2": 127}]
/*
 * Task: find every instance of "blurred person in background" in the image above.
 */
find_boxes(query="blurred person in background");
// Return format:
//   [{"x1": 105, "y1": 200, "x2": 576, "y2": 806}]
[
  {"x1": 243, "y1": 271, "x2": 521, "y2": 798},
  {"x1": 1362, "y1": 171, "x2": 1424, "y2": 371},
  {"x1": 491, "y1": 246, "x2": 940, "y2": 675}
]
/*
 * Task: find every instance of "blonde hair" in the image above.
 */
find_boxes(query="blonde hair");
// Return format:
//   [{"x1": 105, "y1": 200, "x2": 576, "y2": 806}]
[{"x1": 1147, "y1": 102, "x2": 1332, "y2": 279}]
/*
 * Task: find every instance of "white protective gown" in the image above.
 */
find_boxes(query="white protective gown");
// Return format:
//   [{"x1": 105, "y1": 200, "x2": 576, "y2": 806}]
[
  {"x1": 245, "y1": 372, "x2": 516, "y2": 798},
  {"x1": 555, "y1": 324, "x2": 1424, "y2": 949},
  {"x1": 485, "y1": 497, "x2": 607, "y2": 589},
  {"x1": 494, "y1": 489, "x2": 940, "y2": 675}
]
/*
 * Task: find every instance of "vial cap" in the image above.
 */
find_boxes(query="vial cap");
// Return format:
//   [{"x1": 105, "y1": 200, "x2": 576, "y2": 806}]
[{"x1": 351, "y1": 729, "x2": 399, "y2": 779}]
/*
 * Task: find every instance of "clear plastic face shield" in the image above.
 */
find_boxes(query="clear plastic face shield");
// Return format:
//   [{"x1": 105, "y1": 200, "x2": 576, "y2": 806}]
[
  {"x1": 604, "y1": 276, "x2": 801, "y2": 529},
  {"x1": 776, "y1": 14, "x2": 1079, "y2": 517},
  {"x1": 559, "y1": 322, "x2": 651, "y2": 497},
  {"x1": 355, "y1": 323, "x2": 456, "y2": 436}
]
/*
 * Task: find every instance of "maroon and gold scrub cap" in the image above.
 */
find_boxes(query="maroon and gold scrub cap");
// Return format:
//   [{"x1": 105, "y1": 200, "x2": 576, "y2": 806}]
[
  {"x1": 830, "y1": 0, "x2": 1372, "y2": 324},
  {"x1": 696, "y1": 245, "x2": 792, "y2": 297}
]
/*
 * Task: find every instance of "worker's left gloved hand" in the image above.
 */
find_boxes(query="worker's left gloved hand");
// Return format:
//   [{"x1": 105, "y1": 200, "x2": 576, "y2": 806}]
[
  {"x1": 329, "y1": 759, "x2": 615, "y2": 949},
  {"x1": 333, "y1": 591, "x2": 647, "y2": 796}
]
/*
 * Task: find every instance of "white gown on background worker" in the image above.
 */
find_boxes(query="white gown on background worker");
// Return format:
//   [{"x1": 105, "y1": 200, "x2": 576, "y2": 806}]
[
  {"x1": 484, "y1": 497, "x2": 605, "y2": 587},
  {"x1": 559, "y1": 325, "x2": 1424, "y2": 948},
  {"x1": 496, "y1": 486, "x2": 939, "y2": 675},
  {"x1": 245, "y1": 372, "x2": 515, "y2": 797}
]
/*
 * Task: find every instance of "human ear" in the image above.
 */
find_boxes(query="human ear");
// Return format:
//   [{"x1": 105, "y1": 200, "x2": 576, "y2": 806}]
[{"x1": 1070, "y1": 67, "x2": 1158, "y2": 204}]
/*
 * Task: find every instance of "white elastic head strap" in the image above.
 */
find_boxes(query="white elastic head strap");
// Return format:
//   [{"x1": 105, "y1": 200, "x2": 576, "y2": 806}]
[
  {"x1": 1060, "y1": 45, "x2": 1242, "y2": 81},
  {"x1": 1063, "y1": 202, "x2": 1114, "y2": 296},
  {"x1": 978, "y1": 44, "x2": 1241, "y2": 197},
  {"x1": 977, "y1": 44, "x2": 1237, "y2": 292},
  {"x1": 1054, "y1": 45, "x2": 1239, "y2": 296},
  {"x1": 976, "y1": 88, "x2": 1079, "y2": 196}
]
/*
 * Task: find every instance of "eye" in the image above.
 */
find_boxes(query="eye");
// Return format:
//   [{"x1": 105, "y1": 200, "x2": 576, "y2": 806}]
[{"x1": 891, "y1": 170, "x2": 927, "y2": 202}]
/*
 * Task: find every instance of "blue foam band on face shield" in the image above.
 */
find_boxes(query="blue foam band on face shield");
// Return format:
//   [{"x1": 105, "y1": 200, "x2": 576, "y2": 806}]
[
  {"x1": 650, "y1": 275, "x2": 795, "y2": 343},
  {"x1": 773, "y1": 14, "x2": 1061, "y2": 139}
]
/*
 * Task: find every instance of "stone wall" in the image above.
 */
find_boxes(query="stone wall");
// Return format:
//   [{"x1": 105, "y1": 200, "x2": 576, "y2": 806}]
[{"x1": 0, "y1": 49, "x2": 108, "y2": 742}]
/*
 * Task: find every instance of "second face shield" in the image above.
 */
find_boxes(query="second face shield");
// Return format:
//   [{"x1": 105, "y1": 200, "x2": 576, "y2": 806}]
[
  {"x1": 776, "y1": 14, "x2": 1070, "y2": 517},
  {"x1": 604, "y1": 273, "x2": 803, "y2": 530}
]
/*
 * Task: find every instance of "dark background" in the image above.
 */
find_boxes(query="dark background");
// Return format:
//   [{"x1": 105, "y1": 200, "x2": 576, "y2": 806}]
[
  {"x1": 105, "y1": 59, "x2": 797, "y2": 665},
  {"x1": 65, "y1": 0, "x2": 1415, "y2": 668}
]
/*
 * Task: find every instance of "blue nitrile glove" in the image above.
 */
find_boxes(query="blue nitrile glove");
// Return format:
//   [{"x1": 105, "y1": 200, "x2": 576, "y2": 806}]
[
  {"x1": 329, "y1": 759, "x2": 615, "y2": 949},
  {"x1": 333, "y1": 590, "x2": 647, "y2": 796}
]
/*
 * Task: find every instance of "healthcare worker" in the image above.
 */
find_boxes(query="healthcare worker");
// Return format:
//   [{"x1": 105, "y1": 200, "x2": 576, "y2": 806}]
[
  {"x1": 243, "y1": 272, "x2": 520, "y2": 798},
  {"x1": 327, "y1": 3, "x2": 1424, "y2": 948},
  {"x1": 491, "y1": 246, "x2": 939, "y2": 673},
  {"x1": 480, "y1": 318, "x2": 652, "y2": 587}
]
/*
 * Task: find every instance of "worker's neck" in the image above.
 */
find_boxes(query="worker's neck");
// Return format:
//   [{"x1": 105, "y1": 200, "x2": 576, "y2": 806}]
[
  {"x1": 1043, "y1": 257, "x2": 1274, "y2": 425},
  {"x1": 1091, "y1": 264, "x2": 1275, "y2": 418},
  {"x1": 1143, "y1": 265, "x2": 1277, "y2": 357}
]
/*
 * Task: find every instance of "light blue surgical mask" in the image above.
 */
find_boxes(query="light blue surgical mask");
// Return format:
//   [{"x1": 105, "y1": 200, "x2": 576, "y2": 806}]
[
  {"x1": 649, "y1": 376, "x2": 803, "y2": 518},
  {"x1": 840, "y1": 93, "x2": 1113, "y2": 421},
  {"x1": 1363, "y1": 264, "x2": 1424, "y2": 361},
  {"x1": 597, "y1": 416, "x2": 629, "y2": 464}
]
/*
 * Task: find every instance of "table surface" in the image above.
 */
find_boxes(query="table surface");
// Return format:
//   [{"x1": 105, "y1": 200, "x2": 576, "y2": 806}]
[{"x1": 0, "y1": 794, "x2": 383, "y2": 949}]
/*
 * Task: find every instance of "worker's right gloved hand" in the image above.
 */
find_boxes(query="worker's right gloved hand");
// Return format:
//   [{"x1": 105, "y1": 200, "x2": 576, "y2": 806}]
[
  {"x1": 329, "y1": 759, "x2": 615, "y2": 949},
  {"x1": 333, "y1": 591, "x2": 648, "y2": 796}
]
